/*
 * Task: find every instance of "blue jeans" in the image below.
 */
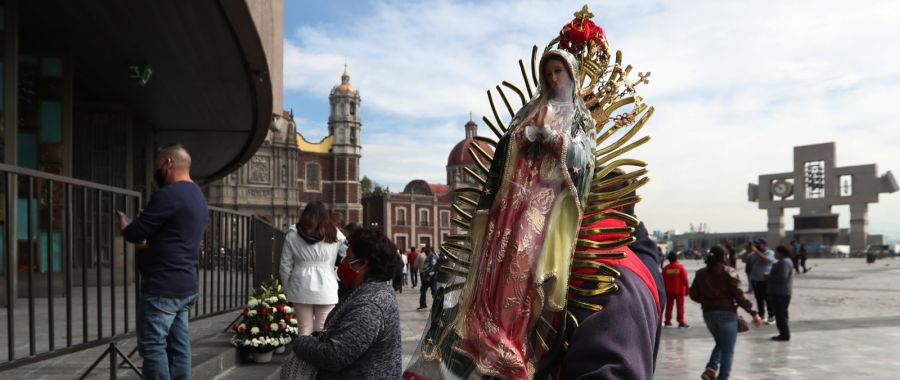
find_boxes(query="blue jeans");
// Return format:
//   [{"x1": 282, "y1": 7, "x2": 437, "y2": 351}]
[
  {"x1": 419, "y1": 273, "x2": 437, "y2": 308},
  {"x1": 138, "y1": 293, "x2": 197, "y2": 380},
  {"x1": 703, "y1": 311, "x2": 738, "y2": 380}
]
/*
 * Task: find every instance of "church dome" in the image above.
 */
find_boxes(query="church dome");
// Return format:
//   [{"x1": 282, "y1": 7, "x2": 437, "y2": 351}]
[
  {"x1": 331, "y1": 65, "x2": 357, "y2": 94},
  {"x1": 447, "y1": 120, "x2": 493, "y2": 167}
]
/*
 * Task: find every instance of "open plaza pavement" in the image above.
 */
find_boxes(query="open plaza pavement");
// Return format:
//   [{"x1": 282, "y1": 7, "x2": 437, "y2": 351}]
[
  {"x1": 398, "y1": 257, "x2": 900, "y2": 379},
  {"x1": 3, "y1": 257, "x2": 900, "y2": 379}
]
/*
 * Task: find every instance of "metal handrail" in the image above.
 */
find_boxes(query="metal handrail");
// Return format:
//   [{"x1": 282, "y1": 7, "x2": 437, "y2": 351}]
[
  {"x1": 0, "y1": 163, "x2": 140, "y2": 197},
  {"x1": 0, "y1": 171, "x2": 285, "y2": 371},
  {"x1": 0, "y1": 167, "x2": 141, "y2": 370}
]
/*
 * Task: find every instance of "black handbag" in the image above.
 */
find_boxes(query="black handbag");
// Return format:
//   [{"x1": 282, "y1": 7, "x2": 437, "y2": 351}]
[{"x1": 280, "y1": 353, "x2": 318, "y2": 380}]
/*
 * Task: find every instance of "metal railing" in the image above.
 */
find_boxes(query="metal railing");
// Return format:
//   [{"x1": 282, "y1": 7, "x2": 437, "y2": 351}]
[
  {"x1": 0, "y1": 163, "x2": 142, "y2": 369},
  {"x1": 196, "y1": 207, "x2": 285, "y2": 319},
  {"x1": 0, "y1": 164, "x2": 285, "y2": 370}
]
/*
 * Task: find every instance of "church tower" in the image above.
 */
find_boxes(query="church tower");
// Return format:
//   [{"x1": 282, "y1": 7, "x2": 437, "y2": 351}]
[{"x1": 327, "y1": 66, "x2": 363, "y2": 225}]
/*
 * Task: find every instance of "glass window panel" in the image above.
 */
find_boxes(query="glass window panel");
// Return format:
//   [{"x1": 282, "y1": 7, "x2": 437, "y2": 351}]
[
  {"x1": 0, "y1": 62, "x2": 4, "y2": 114},
  {"x1": 804, "y1": 160, "x2": 825, "y2": 199},
  {"x1": 18, "y1": 132, "x2": 38, "y2": 168},
  {"x1": 41, "y1": 58, "x2": 63, "y2": 78},
  {"x1": 840, "y1": 175, "x2": 853, "y2": 197},
  {"x1": 16, "y1": 197, "x2": 38, "y2": 240},
  {"x1": 40, "y1": 100, "x2": 63, "y2": 142}
]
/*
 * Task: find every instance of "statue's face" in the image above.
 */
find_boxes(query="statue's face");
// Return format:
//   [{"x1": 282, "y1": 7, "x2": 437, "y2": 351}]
[{"x1": 543, "y1": 58, "x2": 572, "y2": 101}]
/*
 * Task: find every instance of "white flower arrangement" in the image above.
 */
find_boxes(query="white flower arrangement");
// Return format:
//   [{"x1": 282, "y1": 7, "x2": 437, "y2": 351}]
[{"x1": 232, "y1": 277, "x2": 298, "y2": 352}]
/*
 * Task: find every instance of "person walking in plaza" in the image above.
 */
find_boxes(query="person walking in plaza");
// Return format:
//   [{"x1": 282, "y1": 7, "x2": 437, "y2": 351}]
[
  {"x1": 796, "y1": 242, "x2": 810, "y2": 273},
  {"x1": 416, "y1": 246, "x2": 438, "y2": 310},
  {"x1": 767, "y1": 245, "x2": 794, "y2": 341},
  {"x1": 120, "y1": 144, "x2": 208, "y2": 380},
  {"x1": 291, "y1": 227, "x2": 402, "y2": 378},
  {"x1": 400, "y1": 249, "x2": 409, "y2": 287},
  {"x1": 690, "y1": 245, "x2": 763, "y2": 380},
  {"x1": 407, "y1": 247, "x2": 419, "y2": 288},
  {"x1": 739, "y1": 243, "x2": 754, "y2": 293},
  {"x1": 663, "y1": 252, "x2": 690, "y2": 328},
  {"x1": 725, "y1": 241, "x2": 737, "y2": 268},
  {"x1": 280, "y1": 201, "x2": 345, "y2": 336},
  {"x1": 747, "y1": 238, "x2": 776, "y2": 324},
  {"x1": 392, "y1": 249, "x2": 405, "y2": 293}
]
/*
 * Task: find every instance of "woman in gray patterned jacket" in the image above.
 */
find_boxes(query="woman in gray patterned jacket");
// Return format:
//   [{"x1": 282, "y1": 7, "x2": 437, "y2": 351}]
[{"x1": 291, "y1": 227, "x2": 402, "y2": 379}]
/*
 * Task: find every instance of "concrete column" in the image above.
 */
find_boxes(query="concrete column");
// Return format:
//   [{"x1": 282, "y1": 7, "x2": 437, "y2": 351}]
[
  {"x1": 410, "y1": 196, "x2": 416, "y2": 247},
  {"x1": 433, "y1": 199, "x2": 438, "y2": 246},
  {"x1": 849, "y1": 203, "x2": 868, "y2": 254},
  {"x1": 767, "y1": 208, "x2": 785, "y2": 246},
  {"x1": 1, "y1": 1, "x2": 19, "y2": 308}
]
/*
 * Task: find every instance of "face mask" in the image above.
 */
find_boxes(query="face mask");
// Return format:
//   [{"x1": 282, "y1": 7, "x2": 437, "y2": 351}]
[
  {"x1": 153, "y1": 166, "x2": 167, "y2": 188},
  {"x1": 337, "y1": 259, "x2": 360, "y2": 285}
]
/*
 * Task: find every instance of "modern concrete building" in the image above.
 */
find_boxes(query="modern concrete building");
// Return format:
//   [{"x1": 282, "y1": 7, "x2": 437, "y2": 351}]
[
  {"x1": 748, "y1": 142, "x2": 897, "y2": 253},
  {"x1": 666, "y1": 229, "x2": 884, "y2": 257},
  {"x1": 0, "y1": 0, "x2": 284, "y2": 368}
]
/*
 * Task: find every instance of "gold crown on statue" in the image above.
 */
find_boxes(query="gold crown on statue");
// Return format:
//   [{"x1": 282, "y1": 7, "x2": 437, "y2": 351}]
[{"x1": 478, "y1": 4, "x2": 653, "y2": 141}]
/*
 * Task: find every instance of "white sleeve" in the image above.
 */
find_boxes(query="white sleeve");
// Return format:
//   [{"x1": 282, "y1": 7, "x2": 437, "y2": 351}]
[{"x1": 279, "y1": 232, "x2": 296, "y2": 285}]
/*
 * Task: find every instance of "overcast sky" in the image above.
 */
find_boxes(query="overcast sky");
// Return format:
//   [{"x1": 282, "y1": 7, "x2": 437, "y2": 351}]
[{"x1": 283, "y1": 0, "x2": 900, "y2": 241}]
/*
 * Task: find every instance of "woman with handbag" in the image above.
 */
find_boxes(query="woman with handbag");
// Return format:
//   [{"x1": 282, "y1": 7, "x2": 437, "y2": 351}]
[
  {"x1": 285, "y1": 227, "x2": 402, "y2": 379},
  {"x1": 690, "y1": 245, "x2": 763, "y2": 380}
]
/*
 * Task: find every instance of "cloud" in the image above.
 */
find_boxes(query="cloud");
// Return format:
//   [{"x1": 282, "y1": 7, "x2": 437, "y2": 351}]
[{"x1": 284, "y1": 0, "x2": 900, "y2": 239}]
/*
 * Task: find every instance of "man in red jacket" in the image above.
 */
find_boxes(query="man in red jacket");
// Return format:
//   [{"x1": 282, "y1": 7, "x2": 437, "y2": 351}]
[
  {"x1": 407, "y1": 247, "x2": 420, "y2": 288},
  {"x1": 663, "y1": 251, "x2": 690, "y2": 328}
]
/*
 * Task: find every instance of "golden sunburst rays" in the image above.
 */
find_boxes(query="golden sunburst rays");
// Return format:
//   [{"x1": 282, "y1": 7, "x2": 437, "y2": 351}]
[{"x1": 440, "y1": 7, "x2": 656, "y2": 304}]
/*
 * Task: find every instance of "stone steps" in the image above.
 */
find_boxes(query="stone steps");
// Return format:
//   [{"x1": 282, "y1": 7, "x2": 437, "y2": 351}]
[{"x1": 212, "y1": 351, "x2": 287, "y2": 380}]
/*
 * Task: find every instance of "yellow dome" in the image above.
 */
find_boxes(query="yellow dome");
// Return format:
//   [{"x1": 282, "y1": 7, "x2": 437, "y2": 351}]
[
  {"x1": 333, "y1": 64, "x2": 357, "y2": 93},
  {"x1": 335, "y1": 83, "x2": 356, "y2": 93}
]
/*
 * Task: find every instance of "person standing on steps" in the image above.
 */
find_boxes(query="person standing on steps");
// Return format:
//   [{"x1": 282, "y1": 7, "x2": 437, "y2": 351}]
[{"x1": 120, "y1": 144, "x2": 208, "y2": 380}]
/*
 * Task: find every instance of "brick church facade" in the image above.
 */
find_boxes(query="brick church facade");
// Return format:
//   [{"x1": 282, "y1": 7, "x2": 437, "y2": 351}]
[
  {"x1": 296, "y1": 67, "x2": 363, "y2": 226},
  {"x1": 362, "y1": 120, "x2": 493, "y2": 250},
  {"x1": 208, "y1": 69, "x2": 363, "y2": 230}
]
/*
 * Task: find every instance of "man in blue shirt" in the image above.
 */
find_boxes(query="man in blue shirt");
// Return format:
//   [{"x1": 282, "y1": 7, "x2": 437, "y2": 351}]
[
  {"x1": 747, "y1": 237, "x2": 776, "y2": 324},
  {"x1": 119, "y1": 144, "x2": 208, "y2": 380}
]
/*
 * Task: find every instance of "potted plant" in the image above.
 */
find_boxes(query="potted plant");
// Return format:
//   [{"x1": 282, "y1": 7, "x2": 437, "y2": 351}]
[{"x1": 231, "y1": 278, "x2": 298, "y2": 362}]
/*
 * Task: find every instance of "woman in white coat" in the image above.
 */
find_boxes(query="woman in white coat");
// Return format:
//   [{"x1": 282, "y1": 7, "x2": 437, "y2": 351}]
[{"x1": 279, "y1": 201, "x2": 345, "y2": 336}]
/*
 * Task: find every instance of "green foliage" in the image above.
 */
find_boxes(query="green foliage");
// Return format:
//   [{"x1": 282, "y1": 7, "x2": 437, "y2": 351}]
[{"x1": 361, "y1": 175, "x2": 390, "y2": 197}]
